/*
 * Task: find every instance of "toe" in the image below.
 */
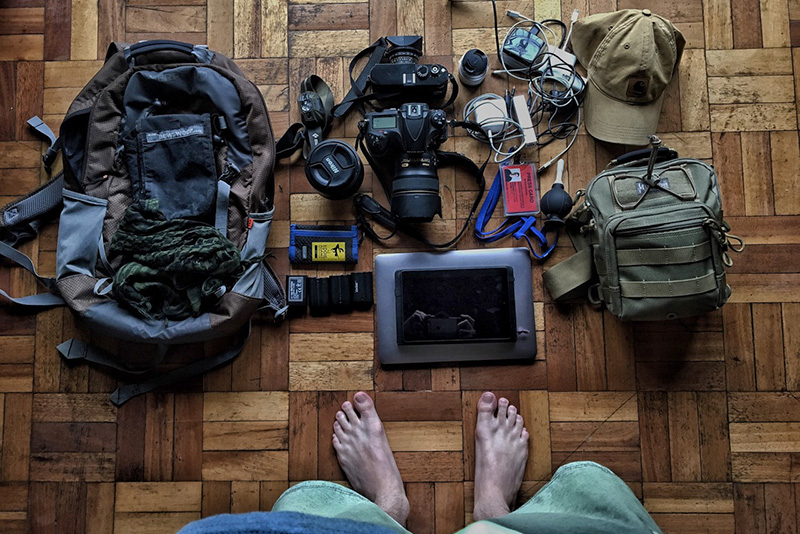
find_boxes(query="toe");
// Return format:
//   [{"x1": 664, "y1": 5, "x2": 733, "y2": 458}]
[
  {"x1": 497, "y1": 397, "x2": 510, "y2": 420},
  {"x1": 521, "y1": 427, "x2": 530, "y2": 441},
  {"x1": 515, "y1": 414, "x2": 524, "y2": 432},
  {"x1": 335, "y1": 411, "x2": 350, "y2": 429},
  {"x1": 333, "y1": 434, "x2": 341, "y2": 448},
  {"x1": 477, "y1": 392, "x2": 498, "y2": 423},
  {"x1": 353, "y1": 391, "x2": 378, "y2": 421},
  {"x1": 333, "y1": 420, "x2": 346, "y2": 439},
  {"x1": 342, "y1": 401, "x2": 359, "y2": 423},
  {"x1": 507, "y1": 405, "x2": 518, "y2": 423}
]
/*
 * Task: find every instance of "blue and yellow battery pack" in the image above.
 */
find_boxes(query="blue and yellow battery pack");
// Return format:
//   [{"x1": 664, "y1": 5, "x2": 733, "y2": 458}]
[{"x1": 289, "y1": 224, "x2": 359, "y2": 264}]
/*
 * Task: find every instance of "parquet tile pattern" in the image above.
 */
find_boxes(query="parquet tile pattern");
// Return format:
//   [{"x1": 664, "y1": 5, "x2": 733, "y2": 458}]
[{"x1": 0, "y1": 0, "x2": 799, "y2": 533}]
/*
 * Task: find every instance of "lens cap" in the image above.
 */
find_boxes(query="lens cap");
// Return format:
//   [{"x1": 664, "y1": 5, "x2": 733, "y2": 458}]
[
  {"x1": 305, "y1": 140, "x2": 364, "y2": 200},
  {"x1": 463, "y1": 49, "x2": 488, "y2": 74}
]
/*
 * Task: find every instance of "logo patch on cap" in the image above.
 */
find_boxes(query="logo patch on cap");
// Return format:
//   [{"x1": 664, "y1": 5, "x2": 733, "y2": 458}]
[{"x1": 626, "y1": 76, "x2": 649, "y2": 98}]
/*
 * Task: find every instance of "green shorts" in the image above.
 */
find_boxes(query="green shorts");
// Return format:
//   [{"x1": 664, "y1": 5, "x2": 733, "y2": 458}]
[{"x1": 271, "y1": 461, "x2": 661, "y2": 534}]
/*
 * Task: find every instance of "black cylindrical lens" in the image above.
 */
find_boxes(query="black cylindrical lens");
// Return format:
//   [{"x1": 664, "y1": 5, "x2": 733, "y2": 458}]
[{"x1": 390, "y1": 167, "x2": 441, "y2": 222}]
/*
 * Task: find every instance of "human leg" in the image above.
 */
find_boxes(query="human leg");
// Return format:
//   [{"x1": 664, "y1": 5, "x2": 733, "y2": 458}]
[
  {"x1": 271, "y1": 480, "x2": 409, "y2": 533},
  {"x1": 331, "y1": 391, "x2": 410, "y2": 526},
  {"x1": 504, "y1": 461, "x2": 662, "y2": 533},
  {"x1": 276, "y1": 391, "x2": 411, "y2": 531},
  {"x1": 459, "y1": 392, "x2": 661, "y2": 534},
  {"x1": 472, "y1": 391, "x2": 530, "y2": 521}
]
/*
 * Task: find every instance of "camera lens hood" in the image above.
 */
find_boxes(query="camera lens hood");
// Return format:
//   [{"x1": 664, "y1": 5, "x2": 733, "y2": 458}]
[{"x1": 305, "y1": 140, "x2": 364, "y2": 200}]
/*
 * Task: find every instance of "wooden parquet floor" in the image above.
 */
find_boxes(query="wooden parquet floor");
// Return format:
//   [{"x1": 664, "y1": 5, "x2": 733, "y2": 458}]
[{"x1": 1, "y1": 0, "x2": 800, "y2": 533}]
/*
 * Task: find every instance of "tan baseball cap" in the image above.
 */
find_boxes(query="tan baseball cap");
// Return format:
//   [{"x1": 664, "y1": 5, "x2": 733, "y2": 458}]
[{"x1": 571, "y1": 9, "x2": 685, "y2": 146}]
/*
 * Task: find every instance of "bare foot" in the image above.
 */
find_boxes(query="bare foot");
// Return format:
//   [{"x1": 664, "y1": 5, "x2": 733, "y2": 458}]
[
  {"x1": 473, "y1": 392, "x2": 530, "y2": 521},
  {"x1": 332, "y1": 391, "x2": 410, "y2": 526}
]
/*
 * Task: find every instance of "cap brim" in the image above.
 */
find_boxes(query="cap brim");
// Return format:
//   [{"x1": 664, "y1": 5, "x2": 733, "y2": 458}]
[{"x1": 584, "y1": 80, "x2": 663, "y2": 146}]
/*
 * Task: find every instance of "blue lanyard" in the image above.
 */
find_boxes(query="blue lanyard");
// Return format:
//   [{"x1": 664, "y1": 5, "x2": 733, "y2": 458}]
[{"x1": 474, "y1": 169, "x2": 558, "y2": 259}]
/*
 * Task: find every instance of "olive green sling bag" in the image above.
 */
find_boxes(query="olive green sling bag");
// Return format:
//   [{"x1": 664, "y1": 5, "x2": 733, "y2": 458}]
[{"x1": 544, "y1": 137, "x2": 744, "y2": 321}]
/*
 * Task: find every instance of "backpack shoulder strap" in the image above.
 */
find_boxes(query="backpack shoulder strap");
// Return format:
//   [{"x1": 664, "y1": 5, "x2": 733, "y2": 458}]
[
  {"x1": 0, "y1": 173, "x2": 66, "y2": 309},
  {"x1": 1, "y1": 173, "x2": 63, "y2": 247}
]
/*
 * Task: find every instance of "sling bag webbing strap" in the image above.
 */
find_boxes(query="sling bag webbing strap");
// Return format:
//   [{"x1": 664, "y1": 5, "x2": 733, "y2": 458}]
[
  {"x1": 541, "y1": 206, "x2": 596, "y2": 302},
  {"x1": 619, "y1": 271, "x2": 718, "y2": 298},
  {"x1": 542, "y1": 247, "x2": 594, "y2": 301},
  {"x1": 616, "y1": 242, "x2": 712, "y2": 266},
  {"x1": 58, "y1": 321, "x2": 251, "y2": 406}
]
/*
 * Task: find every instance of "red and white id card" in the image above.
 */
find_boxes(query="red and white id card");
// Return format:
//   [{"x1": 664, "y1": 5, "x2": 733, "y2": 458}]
[{"x1": 501, "y1": 163, "x2": 539, "y2": 216}]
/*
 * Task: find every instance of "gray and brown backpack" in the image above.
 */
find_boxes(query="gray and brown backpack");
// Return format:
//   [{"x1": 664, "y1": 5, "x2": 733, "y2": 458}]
[{"x1": 0, "y1": 40, "x2": 286, "y2": 404}]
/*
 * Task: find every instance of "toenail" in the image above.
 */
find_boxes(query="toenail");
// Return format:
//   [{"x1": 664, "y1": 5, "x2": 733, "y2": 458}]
[
  {"x1": 499, "y1": 398, "x2": 508, "y2": 404},
  {"x1": 343, "y1": 402, "x2": 352, "y2": 409},
  {"x1": 355, "y1": 392, "x2": 368, "y2": 402}
]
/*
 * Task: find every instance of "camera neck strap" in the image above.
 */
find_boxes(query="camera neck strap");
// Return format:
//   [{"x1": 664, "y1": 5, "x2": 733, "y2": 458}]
[
  {"x1": 334, "y1": 38, "x2": 389, "y2": 119},
  {"x1": 354, "y1": 135, "x2": 487, "y2": 249},
  {"x1": 275, "y1": 75, "x2": 336, "y2": 160},
  {"x1": 333, "y1": 39, "x2": 460, "y2": 119}
]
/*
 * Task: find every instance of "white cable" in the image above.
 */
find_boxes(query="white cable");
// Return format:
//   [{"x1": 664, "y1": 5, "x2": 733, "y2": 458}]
[
  {"x1": 563, "y1": 9, "x2": 579, "y2": 47},
  {"x1": 463, "y1": 94, "x2": 526, "y2": 162}
]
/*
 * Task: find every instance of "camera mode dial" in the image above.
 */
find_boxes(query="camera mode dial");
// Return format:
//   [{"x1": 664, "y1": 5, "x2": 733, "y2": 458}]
[
  {"x1": 430, "y1": 110, "x2": 447, "y2": 128},
  {"x1": 367, "y1": 132, "x2": 389, "y2": 155}
]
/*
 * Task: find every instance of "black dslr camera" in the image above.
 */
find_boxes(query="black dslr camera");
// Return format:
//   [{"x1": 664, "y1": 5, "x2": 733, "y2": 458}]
[
  {"x1": 368, "y1": 36, "x2": 450, "y2": 108},
  {"x1": 360, "y1": 103, "x2": 448, "y2": 222}
]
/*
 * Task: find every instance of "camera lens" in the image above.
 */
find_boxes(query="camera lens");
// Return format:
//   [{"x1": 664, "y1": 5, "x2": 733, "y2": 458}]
[
  {"x1": 391, "y1": 164, "x2": 441, "y2": 222},
  {"x1": 385, "y1": 36, "x2": 423, "y2": 64}
]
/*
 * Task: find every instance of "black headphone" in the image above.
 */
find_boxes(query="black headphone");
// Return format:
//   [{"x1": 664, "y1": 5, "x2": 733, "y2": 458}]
[{"x1": 276, "y1": 76, "x2": 364, "y2": 200}]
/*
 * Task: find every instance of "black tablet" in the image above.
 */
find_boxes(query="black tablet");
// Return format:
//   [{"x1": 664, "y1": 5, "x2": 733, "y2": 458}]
[
  {"x1": 395, "y1": 267, "x2": 517, "y2": 345},
  {"x1": 375, "y1": 248, "x2": 535, "y2": 365}
]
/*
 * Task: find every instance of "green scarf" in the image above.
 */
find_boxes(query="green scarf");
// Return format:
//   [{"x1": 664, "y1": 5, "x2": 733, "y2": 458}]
[{"x1": 110, "y1": 199, "x2": 245, "y2": 321}]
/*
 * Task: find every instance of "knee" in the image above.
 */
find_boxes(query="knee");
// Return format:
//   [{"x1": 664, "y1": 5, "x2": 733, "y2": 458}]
[{"x1": 553, "y1": 461, "x2": 618, "y2": 482}]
